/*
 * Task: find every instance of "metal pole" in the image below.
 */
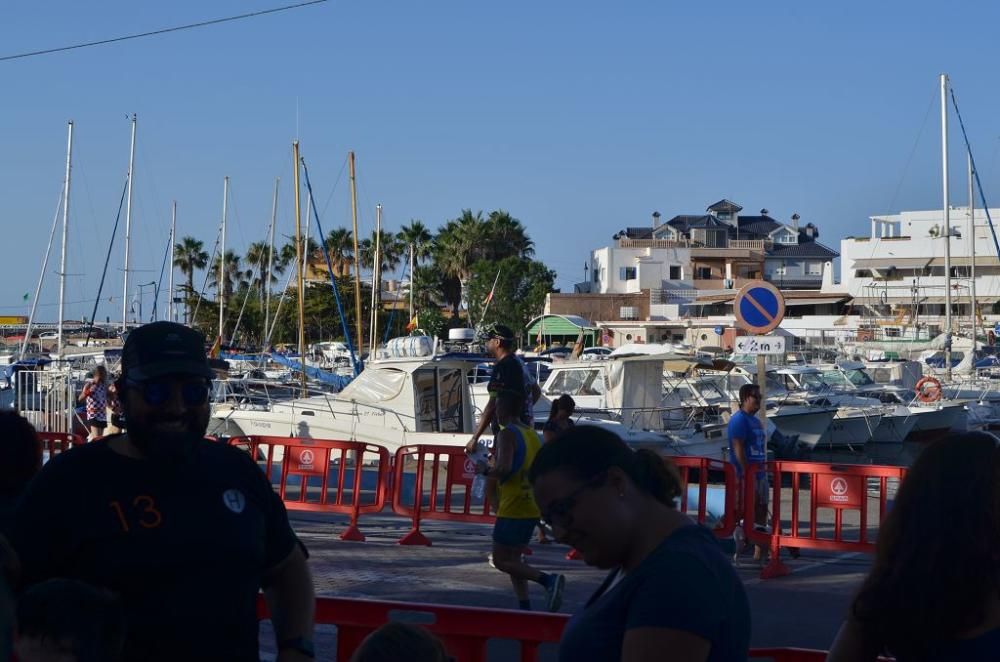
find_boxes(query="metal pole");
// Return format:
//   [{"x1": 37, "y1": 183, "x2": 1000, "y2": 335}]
[
  {"x1": 370, "y1": 203, "x2": 382, "y2": 354},
  {"x1": 266, "y1": 177, "x2": 279, "y2": 342},
  {"x1": 122, "y1": 114, "x2": 136, "y2": 332},
  {"x1": 969, "y1": 152, "x2": 977, "y2": 356},
  {"x1": 168, "y1": 201, "x2": 176, "y2": 323},
  {"x1": 349, "y1": 152, "x2": 363, "y2": 351},
  {"x1": 293, "y1": 142, "x2": 307, "y2": 396},
  {"x1": 57, "y1": 121, "x2": 73, "y2": 361},
  {"x1": 941, "y1": 73, "x2": 952, "y2": 380},
  {"x1": 756, "y1": 354, "x2": 768, "y2": 430},
  {"x1": 219, "y1": 176, "x2": 229, "y2": 343},
  {"x1": 409, "y1": 243, "x2": 414, "y2": 322}
]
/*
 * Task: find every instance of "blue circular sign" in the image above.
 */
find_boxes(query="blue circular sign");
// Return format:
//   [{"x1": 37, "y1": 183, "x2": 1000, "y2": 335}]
[{"x1": 734, "y1": 281, "x2": 785, "y2": 334}]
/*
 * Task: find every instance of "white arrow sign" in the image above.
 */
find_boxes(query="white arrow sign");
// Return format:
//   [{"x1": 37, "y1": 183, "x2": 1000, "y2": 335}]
[{"x1": 734, "y1": 335, "x2": 786, "y2": 355}]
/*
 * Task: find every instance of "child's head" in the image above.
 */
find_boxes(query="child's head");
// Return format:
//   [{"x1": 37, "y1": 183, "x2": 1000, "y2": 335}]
[
  {"x1": 350, "y1": 622, "x2": 450, "y2": 662},
  {"x1": 16, "y1": 579, "x2": 125, "y2": 662}
]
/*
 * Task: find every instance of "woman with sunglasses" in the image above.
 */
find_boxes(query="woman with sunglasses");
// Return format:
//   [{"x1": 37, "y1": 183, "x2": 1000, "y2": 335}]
[
  {"x1": 529, "y1": 426, "x2": 750, "y2": 662},
  {"x1": 828, "y1": 432, "x2": 1000, "y2": 661}
]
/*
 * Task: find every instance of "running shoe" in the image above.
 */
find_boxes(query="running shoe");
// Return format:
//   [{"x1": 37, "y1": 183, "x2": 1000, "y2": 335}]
[{"x1": 545, "y1": 573, "x2": 565, "y2": 612}]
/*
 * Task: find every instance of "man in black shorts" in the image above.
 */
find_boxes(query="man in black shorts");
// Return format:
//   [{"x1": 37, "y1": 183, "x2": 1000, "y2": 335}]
[
  {"x1": 11, "y1": 321, "x2": 316, "y2": 662},
  {"x1": 466, "y1": 323, "x2": 541, "y2": 453}
]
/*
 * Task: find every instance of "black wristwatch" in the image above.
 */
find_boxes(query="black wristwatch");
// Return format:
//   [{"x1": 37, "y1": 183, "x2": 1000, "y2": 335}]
[{"x1": 278, "y1": 636, "x2": 315, "y2": 659}]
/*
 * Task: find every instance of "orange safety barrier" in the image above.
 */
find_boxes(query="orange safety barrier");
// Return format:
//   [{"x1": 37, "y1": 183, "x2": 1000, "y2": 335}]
[
  {"x1": 392, "y1": 444, "x2": 495, "y2": 545},
  {"x1": 229, "y1": 435, "x2": 390, "y2": 542},
  {"x1": 255, "y1": 594, "x2": 844, "y2": 661},
  {"x1": 672, "y1": 455, "x2": 740, "y2": 538},
  {"x1": 37, "y1": 431, "x2": 86, "y2": 455},
  {"x1": 744, "y1": 460, "x2": 907, "y2": 580}
]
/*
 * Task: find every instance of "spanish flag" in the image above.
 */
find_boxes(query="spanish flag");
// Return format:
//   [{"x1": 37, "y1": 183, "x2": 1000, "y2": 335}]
[
  {"x1": 209, "y1": 335, "x2": 222, "y2": 359},
  {"x1": 405, "y1": 314, "x2": 419, "y2": 333}
]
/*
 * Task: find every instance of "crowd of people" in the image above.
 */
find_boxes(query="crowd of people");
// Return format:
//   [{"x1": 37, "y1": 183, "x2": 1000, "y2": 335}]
[{"x1": 0, "y1": 318, "x2": 998, "y2": 660}]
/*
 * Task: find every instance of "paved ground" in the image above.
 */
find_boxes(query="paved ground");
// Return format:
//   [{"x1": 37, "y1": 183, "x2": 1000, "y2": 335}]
[{"x1": 260, "y1": 510, "x2": 871, "y2": 661}]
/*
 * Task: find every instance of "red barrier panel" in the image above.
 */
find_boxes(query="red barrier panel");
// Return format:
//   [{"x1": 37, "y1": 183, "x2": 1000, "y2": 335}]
[
  {"x1": 744, "y1": 461, "x2": 907, "y2": 579},
  {"x1": 392, "y1": 444, "x2": 495, "y2": 545},
  {"x1": 229, "y1": 435, "x2": 390, "y2": 542},
  {"x1": 671, "y1": 455, "x2": 740, "y2": 538},
  {"x1": 37, "y1": 431, "x2": 86, "y2": 456},
  {"x1": 256, "y1": 594, "x2": 847, "y2": 661}
]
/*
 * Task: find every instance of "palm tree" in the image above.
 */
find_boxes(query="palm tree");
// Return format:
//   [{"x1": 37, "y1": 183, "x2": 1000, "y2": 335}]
[
  {"x1": 410, "y1": 265, "x2": 443, "y2": 310},
  {"x1": 434, "y1": 210, "x2": 488, "y2": 315},
  {"x1": 244, "y1": 241, "x2": 275, "y2": 300},
  {"x1": 323, "y1": 227, "x2": 355, "y2": 277},
  {"x1": 485, "y1": 210, "x2": 534, "y2": 260},
  {"x1": 209, "y1": 250, "x2": 244, "y2": 299},
  {"x1": 359, "y1": 230, "x2": 404, "y2": 276},
  {"x1": 173, "y1": 236, "x2": 209, "y2": 323},
  {"x1": 397, "y1": 220, "x2": 434, "y2": 265}
]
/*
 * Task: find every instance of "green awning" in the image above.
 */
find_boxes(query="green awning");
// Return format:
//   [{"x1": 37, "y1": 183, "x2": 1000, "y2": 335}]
[{"x1": 525, "y1": 314, "x2": 597, "y2": 338}]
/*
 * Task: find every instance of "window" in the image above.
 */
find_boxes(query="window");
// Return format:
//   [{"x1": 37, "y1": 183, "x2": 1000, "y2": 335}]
[
  {"x1": 669, "y1": 265, "x2": 681, "y2": 280},
  {"x1": 694, "y1": 267, "x2": 712, "y2": 280},
  {"x1": 807, "y1": 261, "x2": 823, "y2": 276},
  {"x1": 855, "y1": 269, "x2": 872, "y2": 278},
  {"x1": 778, "y1": 232, "x2": 797, "y2": 244},
  {"x1": 772, "y1": 266, "x2": 786, "y2": 276},
  {"x1": 718, "y1": 212, "x2": 731, "y2": 220},
  {"x1": 592, "y1": 267, "x2": 599, "y2": 283},
  {"x1": 619, "y1": 266, "x2": 637, "y2": 281},
  {"x1": 545, "y1": 369, "x2": 604, "y2": 397}
]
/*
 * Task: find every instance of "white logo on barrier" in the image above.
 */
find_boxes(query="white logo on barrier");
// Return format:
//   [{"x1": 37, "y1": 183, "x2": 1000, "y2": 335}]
[
  {"x1": 830, "y1": 477, "x2": 850, "y2": 503},
  {"x1": 300, "y1": 449, "x2": 315, "y2": 466},
  {"x1": 223, "y1": 489, "x2": 246, "y2": 514},
  {"x1": 464, "y1": 458, "x2": 476, "y2": 474}
]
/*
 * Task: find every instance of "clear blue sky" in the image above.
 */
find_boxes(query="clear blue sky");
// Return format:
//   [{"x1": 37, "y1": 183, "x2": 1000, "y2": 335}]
[{"x1": 3, "y1": 0, "x2": 1000, "y2": 322}]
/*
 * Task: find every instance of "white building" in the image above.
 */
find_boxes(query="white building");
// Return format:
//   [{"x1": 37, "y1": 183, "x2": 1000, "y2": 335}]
[{"x1": 841, "y1": 206, "x2": 1000, "y2": 317}]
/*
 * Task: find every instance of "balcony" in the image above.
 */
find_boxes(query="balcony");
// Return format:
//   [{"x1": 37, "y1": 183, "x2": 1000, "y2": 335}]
[
  {"x1": 617, "y1": 238, "x2": 689, "y2": 249},
  {"x1": 727, "y1": 239, "x2": 770, "y2": 250}
]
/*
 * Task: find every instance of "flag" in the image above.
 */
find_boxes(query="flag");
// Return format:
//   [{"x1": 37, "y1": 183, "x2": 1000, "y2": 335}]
[
  {"x1": 481, "y1": 289, "x2": 494, "y2": 306},
  {"x1": 405, "y1": 314, "x2": 418, "y2": 333},
  {"x1": 209, "y1": 335, "x2": 222, "y2": 359}
]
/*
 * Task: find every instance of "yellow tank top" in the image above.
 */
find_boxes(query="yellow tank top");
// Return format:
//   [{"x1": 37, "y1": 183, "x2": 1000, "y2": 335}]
[{"x1": 497, "y1": 423, "x2": 542, "y2": 519}]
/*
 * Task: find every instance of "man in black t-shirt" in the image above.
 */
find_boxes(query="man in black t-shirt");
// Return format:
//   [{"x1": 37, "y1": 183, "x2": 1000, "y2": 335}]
[
  {"x1": 466, "y1": 323, "x2": 541, "y2": 453},
  {"x1": 11, "y1": 322, "x2": 316, "y2": 662}
]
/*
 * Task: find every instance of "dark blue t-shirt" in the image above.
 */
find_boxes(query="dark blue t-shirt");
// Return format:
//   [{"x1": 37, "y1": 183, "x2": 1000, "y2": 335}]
[
  {"x1": 727, "y1": 410, "x2": 766, "y2": 477},
  {"x1": 897, "y1": 627, "x2": 1000, "y2": 661},
  {"x1": 558, "y1": 524, "x2": 751, "y2": 662}
]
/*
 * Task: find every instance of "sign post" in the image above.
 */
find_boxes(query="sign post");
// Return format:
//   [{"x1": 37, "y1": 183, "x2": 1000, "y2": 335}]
[{"x1": 734, "y1": 281, "x2": 786, "y2": 428}]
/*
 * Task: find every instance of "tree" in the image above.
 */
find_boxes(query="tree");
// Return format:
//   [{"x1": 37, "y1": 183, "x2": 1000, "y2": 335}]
[
  {"x1": 209, "y1": 250, "x2": 245, "y2": 299},
  {"x1": 244, "y1": 241, "x2": 276, "y2": 301},
  {"x1": 465, "y1": 256, "x2": 555, "y2": 340},
  {"x1": 173, "y1": 236, "x2": 209, "y2": 323},
  {"x1": 323, "y1": 227, "x2": 355, "y2": 277},
  {"x1": 434, "y1": 210, "x2": 488, "y2": 316},
  {"x1": 398, "y1": 219, "x2": 434, "y2": 265},
  {"x1": 359, "y1": 230, "x2": 405, "y2": 276},
  {"x1": 485, "y1": 210, "x2": 533, "y2": 260}
]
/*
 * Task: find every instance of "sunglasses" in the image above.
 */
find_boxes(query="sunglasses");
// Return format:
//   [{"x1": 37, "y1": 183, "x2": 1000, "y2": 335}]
[
  {"x1": 125, "y1": 378, "x2": 212, "y2": 407},
  {"x1": 540, "y1": 472, "x2": 607, "y2": 530}
]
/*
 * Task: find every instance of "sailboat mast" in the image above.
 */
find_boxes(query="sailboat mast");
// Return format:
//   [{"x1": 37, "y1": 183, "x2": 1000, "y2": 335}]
[
  {"x1": 219, "y1": 176, "x2": 229, "y2": 343},
  {"x1": 941, "y1": 73, "x2": 952, "y2": 380},
  {"x1": 969, "y1": 152, "x2": 977, "y2": 353},
  {"x1": 57, "y1": 120, "x2": 73, "y2": 360},
  {"x1": 349, "y1": 152, "x2": 363, "y2": 352},
  {"x1": 22, "y1": 192, "x2": 63, "y2": 361},
  {"x1": 265, "y1": 177, "x2": 279, "y2": 341},
  {"x1": 168, "y1": 201, "x2": 176, "y2": 323},
  {"x1": 293, "y1": 142, "x2": 307, "y2": 395},
  {"x1": 122, "y1": 114, "x2": 136, "y2": 332},
  {"x1": 409, "y1": 243, "x2": 414, "y2": 322},
  {"x1": 370, "y1": 204, "x2": 382, "y2": 354}
]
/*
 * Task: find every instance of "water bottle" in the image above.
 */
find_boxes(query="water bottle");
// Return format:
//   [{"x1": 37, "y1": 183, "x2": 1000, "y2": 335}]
[
  {"x1": 468, "y1": 440, "x2": 490, "y2": 500},
  {"x1": 471, "y1": 472, "x2": 487, "y2": 501}
]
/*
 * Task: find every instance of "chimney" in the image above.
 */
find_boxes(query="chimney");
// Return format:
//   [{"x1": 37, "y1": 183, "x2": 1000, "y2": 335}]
[
  {"x1": 791, "y1": 213, "x2": 800, "y2": 231},
  {"x1": 760, "y1": 208, "x2": 769, "y2": 217},
  {"x1": 652, "y1": 211, "x2": 661, "y2": 229}
]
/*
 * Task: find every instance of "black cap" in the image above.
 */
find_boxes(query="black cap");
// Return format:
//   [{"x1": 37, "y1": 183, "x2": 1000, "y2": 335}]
[
  {"x1": 121, "y1": 322, "x2": 215, "y2": 382},
  {"x1": 477, "y1": 323, "x2": 515, "y2": 342}
]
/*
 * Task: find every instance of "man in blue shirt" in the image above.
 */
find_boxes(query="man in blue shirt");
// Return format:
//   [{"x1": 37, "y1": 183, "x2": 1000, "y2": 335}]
[{"x1": 727, "y1": 383, "x2": 768, "y2": 562}]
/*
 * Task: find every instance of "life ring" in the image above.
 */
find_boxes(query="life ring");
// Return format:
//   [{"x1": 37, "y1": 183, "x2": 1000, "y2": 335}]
[{"x1": 915, "y1": 376, "x2": 942, "y2": 403}]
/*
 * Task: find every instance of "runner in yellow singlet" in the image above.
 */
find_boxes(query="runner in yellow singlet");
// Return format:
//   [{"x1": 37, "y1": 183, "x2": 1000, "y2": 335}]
[{"x1": 474, "y1": 390, "x2": 565, "y2": 612}]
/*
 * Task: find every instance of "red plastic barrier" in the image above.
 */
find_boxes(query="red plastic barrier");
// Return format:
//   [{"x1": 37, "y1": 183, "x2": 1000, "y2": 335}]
[
  {"x1": 37, "y1": 431, "x2": 86, "y2": 455},
  {"x1": 255, "y1": 594, "x2": 864, "y2": 661},
  {"x1": 744, "y1": 461, "x2": 907, "y2": 579},
  {"x1": 229, "y1": 435, "x2": 390, "y2": 542},
  {"x1": 392, "y1": 444, "x2": 495, "y2": 545},
  {"x1": 672, "y1": 455, "x2": 740, "y2": 538}
]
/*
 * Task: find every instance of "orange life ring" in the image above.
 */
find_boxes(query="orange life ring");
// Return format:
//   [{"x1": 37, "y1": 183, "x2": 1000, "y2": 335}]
[{"x1": 915, "y1": 376, "x2": 942, "y2": 403}]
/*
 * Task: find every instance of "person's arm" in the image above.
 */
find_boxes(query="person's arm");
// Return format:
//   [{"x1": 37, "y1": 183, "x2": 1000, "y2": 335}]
[
  {"x1": 484, "y1": 430, "x2": 514, "y2": 512},
  {"x1": 263, "y1": 545, "x2": 315, "y2": 662},
  {"x1": 543, "y1": 428, "x2": 558, "y2": 443},
  {"x1": 467, "y1": 397, "x2": 496, "y2": 452},
  {"x1": 622, "y1": 628, "x2": 710, "y2": 662},
  {"x1": 827, "y1": 618, "x2": 880, "y2": 662},
  {"x1": 731, "y1": 437, "x2": 747, "y2": 476},
  {"x1": 78, "y1": 383, "x2": 91, "y2": 403}
]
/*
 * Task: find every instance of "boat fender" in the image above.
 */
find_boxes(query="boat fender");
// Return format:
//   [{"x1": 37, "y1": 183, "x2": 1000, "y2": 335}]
[{"x1": 915, "y1": 376, "x2": 942, "y2": 403}]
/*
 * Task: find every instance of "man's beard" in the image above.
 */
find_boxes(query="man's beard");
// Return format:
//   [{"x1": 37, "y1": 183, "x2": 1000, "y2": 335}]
[{"x1": 127, "y1": 414, "x2": 209, "y2": 468}]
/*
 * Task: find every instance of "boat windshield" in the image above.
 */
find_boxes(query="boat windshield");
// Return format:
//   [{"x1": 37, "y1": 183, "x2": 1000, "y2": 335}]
[
  {"x1": 820, "y1": 370, "x2": 853, "y2": 388},
  {"x1": 796, "y1": 372, "x2": 828, "y2": 391},
  {"x1": 842, "y1": 368, "x2": 874, "y2": 386}
]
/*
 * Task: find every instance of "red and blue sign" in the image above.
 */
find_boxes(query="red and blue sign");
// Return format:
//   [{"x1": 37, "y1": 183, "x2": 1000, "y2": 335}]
[{"x1": 734, "y1": 281, "x2": 785, "y2": 335}]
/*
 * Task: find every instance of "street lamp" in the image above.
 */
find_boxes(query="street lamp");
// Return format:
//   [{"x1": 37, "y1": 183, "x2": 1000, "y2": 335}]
[{"x1": 135, "y1": 281, "x2": 157, "y2": 323}]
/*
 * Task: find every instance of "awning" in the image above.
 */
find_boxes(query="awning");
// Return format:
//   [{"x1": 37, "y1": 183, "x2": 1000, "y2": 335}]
[
  {"x1": 851, "y1": 256, "x2": 1000, "y2": 270},
  {"x1": 526, "y1": 314, "x2": 598, "y2": 338}
]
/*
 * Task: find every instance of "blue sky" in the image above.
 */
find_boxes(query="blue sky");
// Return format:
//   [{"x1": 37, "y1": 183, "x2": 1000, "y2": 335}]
[{"x1": 3, "y1": 1, "x2": 1000, "y2": 322}]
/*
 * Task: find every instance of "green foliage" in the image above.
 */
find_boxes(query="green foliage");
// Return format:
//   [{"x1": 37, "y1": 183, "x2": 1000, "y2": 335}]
[
  {"x1": 416, "y1": 306, "x2": 447, "y2": 339},
  {"x1": 466, "y1": 256, "x2": 555, "y2": 340}
]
